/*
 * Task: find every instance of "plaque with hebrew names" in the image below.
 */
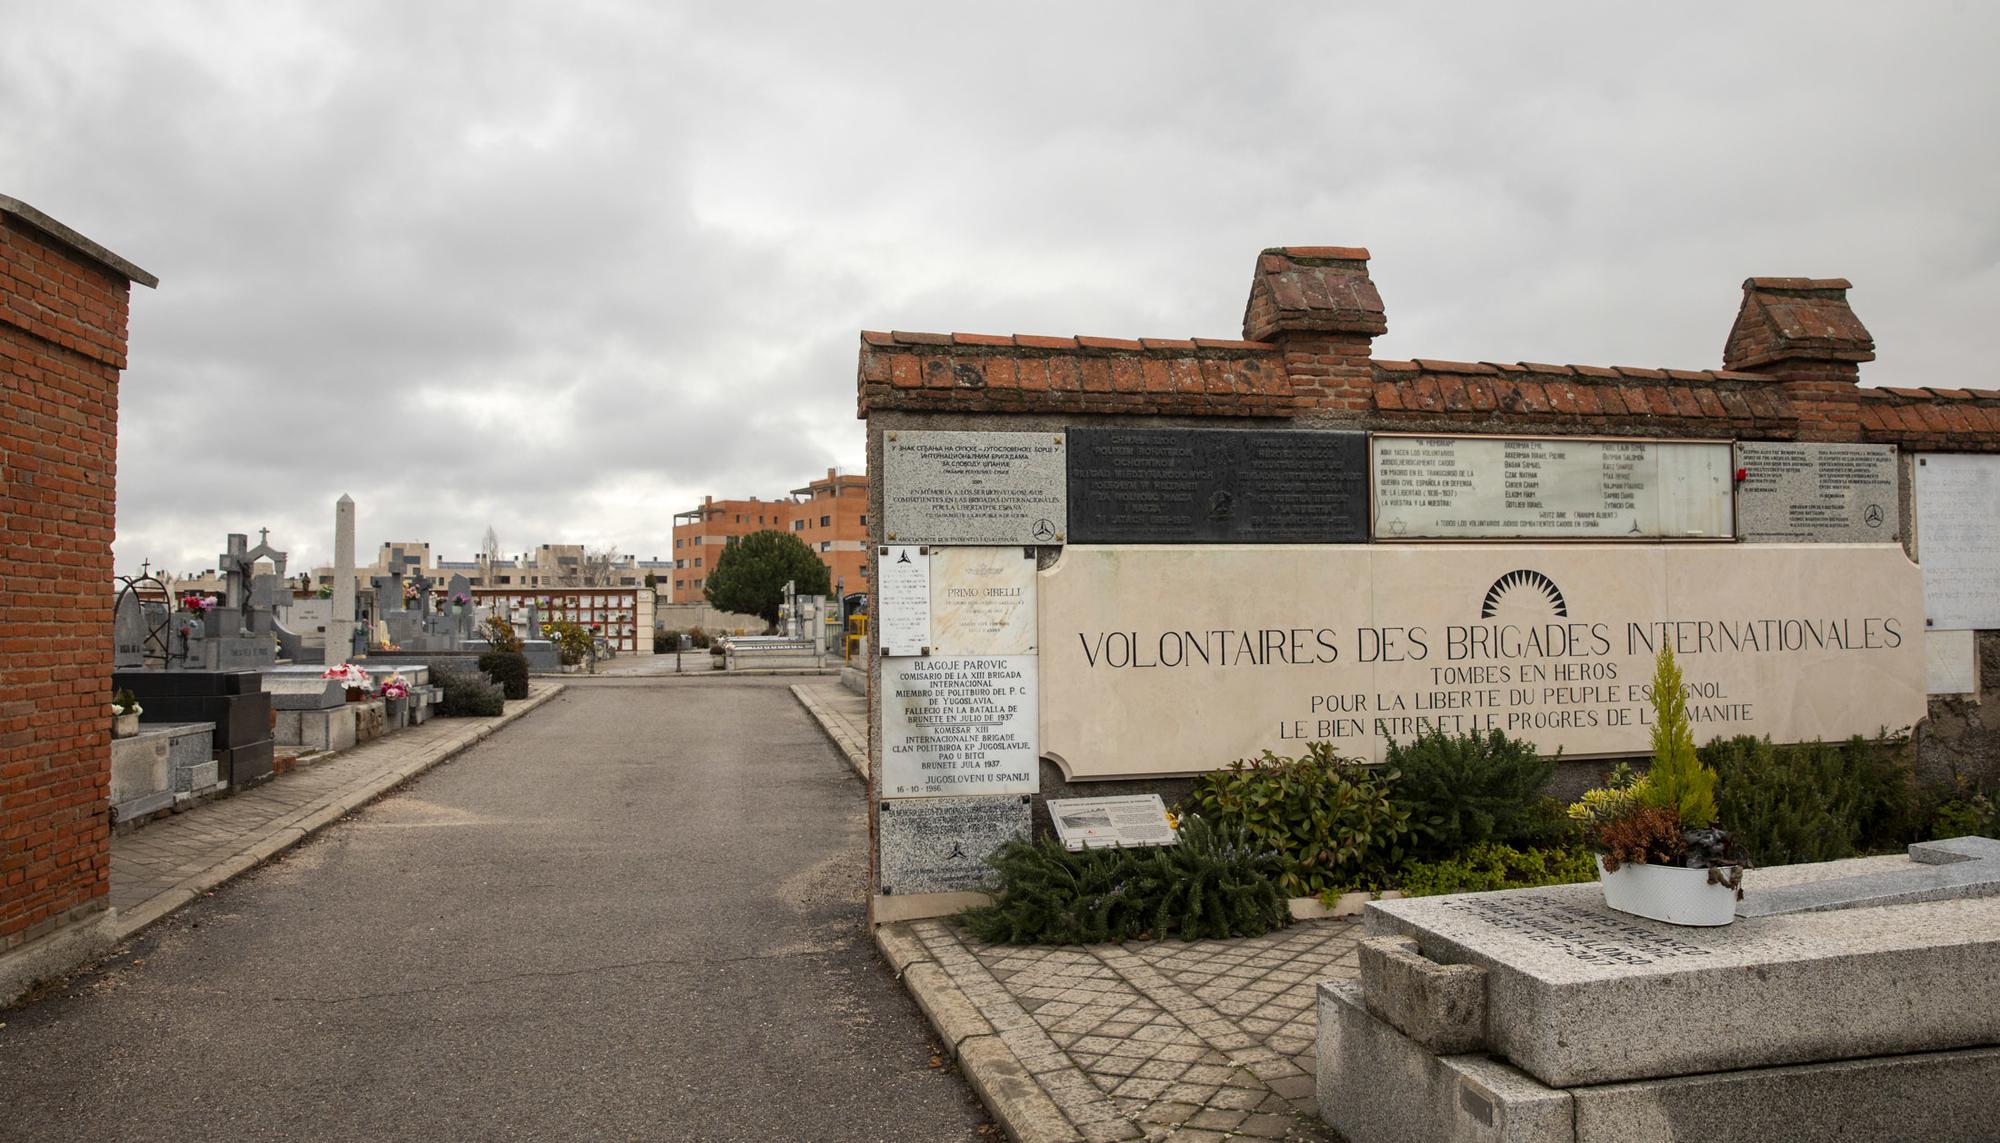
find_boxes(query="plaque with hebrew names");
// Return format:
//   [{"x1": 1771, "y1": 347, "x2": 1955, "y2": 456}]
[
  {"x1": 881, "y1": 656, "x2": 1038, "y2": 797},
  {"x1": 1067, "y1": 428, "x2": 1368, "y2": 543},
  {"x1": 1371, "y1": 435, "x2": 1733, "y2": 540},
  {"x1": 878, "y1": 794, "x2": 1030, "y2": 895},
  {"x1": 1916, "y1": 453, "x2": 2000, "y2": 630},
  {"x1": 884, "y1": 430, "x2": 1066, "y2": 545},
  {"x1": 1048, "y1": 795, "x2": 1179, "y2": 852},
  {"x1": 1734, "y1": 441, "x2": 1898, "y2": 542},
  {"x1": 876, "y1": 544, "x2": 930, "y2": 656}
]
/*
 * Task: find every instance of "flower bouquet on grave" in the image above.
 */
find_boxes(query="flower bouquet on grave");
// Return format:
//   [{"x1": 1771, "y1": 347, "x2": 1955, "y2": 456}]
[
  {"x1": 321, "y1": 662, "x2": 373, "y2": 702},
  {"x1": 111, "y1": 688, "x2": 143, "y2": 738},
  {"x1": 450, "y1": 592, "x2": 471, "y2": 608},
  {"x1": 179, "y1": 593, "x2": 217, "y2": 615},
  {"x1": 1570, "y1": 647, "x2": 1749, "y2": 926},
  {"x1": 378, "y1": 673, "x2": 410, "y2": 702}
]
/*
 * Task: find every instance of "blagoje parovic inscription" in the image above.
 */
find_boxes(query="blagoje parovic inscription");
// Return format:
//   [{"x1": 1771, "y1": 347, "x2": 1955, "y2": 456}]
[
  {"x1": 882, "y1": 655, "x2": 1039, "y2": 797},
  {"x1": 1067, "y1": 428, "x2": 1368, "y2": 543}
]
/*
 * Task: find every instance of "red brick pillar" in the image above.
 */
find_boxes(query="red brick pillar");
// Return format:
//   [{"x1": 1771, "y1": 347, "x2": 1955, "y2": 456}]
[
  {"x1": 0, "y1": 196, "x2": 155, "y2": 989},
  {"x1": 1241, "y1": 246, "x2": 1384, "y2": 414}
]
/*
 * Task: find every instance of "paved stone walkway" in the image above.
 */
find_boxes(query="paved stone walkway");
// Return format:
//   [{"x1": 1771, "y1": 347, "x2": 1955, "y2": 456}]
[
  {"x1": 793, "y1": 678, "x2": 868, "y2": 780},
  {"x1": 109, "y1": 681, "x2": 564, "y2": 939},
  {"x1": 881, "y1": 916, "x2": 1359, "y2": 1142}
]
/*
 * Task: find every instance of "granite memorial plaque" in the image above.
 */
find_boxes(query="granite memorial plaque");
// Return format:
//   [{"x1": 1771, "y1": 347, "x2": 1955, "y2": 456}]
[
  {"x1": 1067, "y1": 428, "x2": 1368, "y2": 543},
  {"x1": 877, "y1": 793, "x2": 1030, "y2": 895},
  {"x1": 883, "y1": 430, "x2": 1066, "y2": 545},
  {"x1": 1047, "y1": 794, "x2": 1178, "y2": 851},
  {"x1": 1925, "y1": 628, "x2": 1978, "y2": 695},
  {"x1": 1915, "y1": 452, "x2": 2000, "y2": 630},
  {"x1": 929, "y1": 546, "x2": 1036, "y2": 655},
  {"x1": 876, "y1": 544, "x2": 931, "y2": 657},
  {"x1": 1371, "y1": 434, "x2": 1733, "y2": 539},
  {"x1": 1734, "y1": 440, "x2": 1898, "y2": 541},
  {"x1": 1038, "y1": 543, "x2": 1925, "y2": 775},
  {"x1": 882, "y1": 655, "x2": 1038, "y2": 797}
]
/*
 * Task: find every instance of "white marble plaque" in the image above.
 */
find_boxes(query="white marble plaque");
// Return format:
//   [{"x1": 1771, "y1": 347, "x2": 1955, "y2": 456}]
[
  {"x1": 929, "y1": 546, "x2": 1037, "y2": 655},
  {"x1": 1925, "y1": 629, "x2": 1978, "y2": 696},
  {"x1": 1915, "y1": 453, "x2": 2000, "y2": 630},
  {"x1": 1048, "y1": 795, "x2": 1178, "y2": 851},
  {"x1": 876, "y1": 544, "x2": 931, "y2": 656},
  {"x1": 1039, "y1": 543, "x2": 1926, "y2": 775},
  {"x1": 882, "y1": 656, "x2": 1039, "y2": 797},
  {"x1": 1734, "y1": 441, "x2": 1898, "y2": 542},
  {"x1": 1371, "y1": 435, "x2": 1733, "y2": 540},
  {"x1": 884, "y1": 430, "x2": 1067, "y2": 545}
]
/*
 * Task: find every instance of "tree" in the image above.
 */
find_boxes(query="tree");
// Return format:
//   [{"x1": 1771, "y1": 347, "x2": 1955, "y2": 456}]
[
  {"x1": 703, "y1": 530, "x2": 831, "y2": 627},
  {"x1": 1636, "y1": 645, "x2": 1717, "y2": 828},
  {"x1": 480, "y1": 525, "x2": 501, "y2": 571}
]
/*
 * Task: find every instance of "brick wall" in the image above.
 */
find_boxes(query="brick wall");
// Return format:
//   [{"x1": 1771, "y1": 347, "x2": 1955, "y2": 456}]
[
  {"x1": 856, "y1": 248, "x2": 2000, "y2": 451},
  {"x1": 0, "y1": 200, "x2": 152, "y2": 952}
]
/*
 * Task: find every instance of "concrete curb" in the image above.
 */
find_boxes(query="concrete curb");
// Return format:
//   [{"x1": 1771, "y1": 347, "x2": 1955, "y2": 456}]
[
  {"x1": 110, "y1": 682, "x2": 566, "y2": 942},
  {"x1": 875, "y1": 923, "x2": 1080, "y2": 1143},
  {"x1": 791, "y1": 684, "x2": 868, "y2": 781}
]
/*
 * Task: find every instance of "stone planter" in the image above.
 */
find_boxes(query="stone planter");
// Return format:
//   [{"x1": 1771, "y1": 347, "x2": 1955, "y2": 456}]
[
  {"x1": 1597, "y1": 856, "x2": 1738, "y2": 926},
  {"x1": 384, "y1": 695, "x2": 408, "y2": 728},
  {"x1": 112, "y1": 711, "x2": 141, "y2": 739}
]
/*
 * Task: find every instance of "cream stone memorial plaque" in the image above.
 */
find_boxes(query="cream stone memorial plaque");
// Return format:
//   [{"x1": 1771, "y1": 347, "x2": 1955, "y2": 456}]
[
  {"x1": 876, "y1": 544, "x2": 931, "y2": 656},
  {"x1": 928, "y1": 546, "x2": 1037, "y2": 655},
  {"x1": 884, "y1": 430, "x2": 1066, "y2": 545},
  {"x1": 1039, "y1": 543, "x2": 1925, "y2": 776},
  {"x1": 1925, "y1": 628, "x2": 1978, "y2": 696},
  {"x1": 882, "y1": 655, "x2": 1039, "y2": 797},
  {"x1": 1371, "y1": 434, "x2": 1733, "y2": 540},
  {"x1": 1915, "y1": 452, "x2": 2000, "y2": 630}
]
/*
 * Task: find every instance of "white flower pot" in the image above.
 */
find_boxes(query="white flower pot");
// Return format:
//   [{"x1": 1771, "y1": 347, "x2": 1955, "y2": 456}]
[
  {"x1": 1596, "y1": 856, "x2": 1739, "y2": 926},
  {"x1": 112, "y1": 712, "x2": 140, "y2": 739}
]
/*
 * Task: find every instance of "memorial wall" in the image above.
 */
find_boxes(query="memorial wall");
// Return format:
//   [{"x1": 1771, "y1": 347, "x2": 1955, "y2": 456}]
[{"x1": 856, "y1": 247, "x2": 2000, "y2": 918}]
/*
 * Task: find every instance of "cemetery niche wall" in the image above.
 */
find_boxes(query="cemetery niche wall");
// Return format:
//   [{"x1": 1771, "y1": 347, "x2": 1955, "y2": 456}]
[{"x1": 857, "y1": 247, "x2": 2000, "y2": 926}]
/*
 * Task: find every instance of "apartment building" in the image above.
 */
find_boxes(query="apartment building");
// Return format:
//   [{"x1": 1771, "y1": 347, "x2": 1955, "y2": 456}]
[{"x1": 666, "y1": 468, "x2": 869, "y2": 603}]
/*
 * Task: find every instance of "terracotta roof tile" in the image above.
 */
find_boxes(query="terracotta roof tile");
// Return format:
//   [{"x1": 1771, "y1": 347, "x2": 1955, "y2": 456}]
[
  {"x1": 1076, "y1": 334, "x2": 1144, "y2": 351},
  {"x1": 1191, "y1": 337, "x2": 1270, "y2": 351},
  {"x1": 1572, "y1": 365, "x2": 1619, "y2": 379},
  {"x1": 1140, "y1": 337, "x2": 1197, "y2": 350},
  {"x1": 1413, "y1": 358, "x2": 1498, "y2": 375},
  {"x1": 1746, "y1": 277, "x2": 1853, "y2": 291},
  {"x1": 861, "y1": 330, "x2": 894, "y2": 346},
  {"x1": 951, "y1": 332, "x2": 1013, "y2": 347},
  {"x1": 1014, "y1": 334, "x2": 1078, "y2": 350},
  {"x1": 1616, "y1": 366, "x2": 1668, "y2": 381},
  {"x1": 1519, "y1": 362, "x2": 1574, "y2": 375},
  {"x1": 1882, "y1": 386, "x2": 1932, "y2": 400},
  {"x1": 1277, "y1": 246, "x2": 1371, "y2": 261},
  {"x1": 1376, "y1": 359, "x2": 1421, "y2": 373},
  {"x1": 891, "y1": 330, "x2": 951, "y2": 346},
  {"x1": 1927, "y1": 387, "x2": 1976, "y2": 400}
]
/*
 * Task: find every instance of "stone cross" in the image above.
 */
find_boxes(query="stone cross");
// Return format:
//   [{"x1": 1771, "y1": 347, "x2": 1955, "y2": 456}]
[{"x1": 1737, "y1": 836, "x2": 2000, "y2": 917}]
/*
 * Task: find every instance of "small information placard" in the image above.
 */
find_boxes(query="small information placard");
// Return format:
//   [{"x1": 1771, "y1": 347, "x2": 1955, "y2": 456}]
[
  {"x1": 881, "y1": 656, "x2": 1039, "y2": 797},
  {"x1": 876, "y1": 544, "x2": 931, "y2": 656},
  {"x1": 884, "y1": 431, "x2": 1067, "y2": 545},
  {"x1": 1371, "y1": 435, "x2": 1733, "y2": 540},
  {"x1": 1047, "y1": 795, "x2": 1179, "y2": 851}
]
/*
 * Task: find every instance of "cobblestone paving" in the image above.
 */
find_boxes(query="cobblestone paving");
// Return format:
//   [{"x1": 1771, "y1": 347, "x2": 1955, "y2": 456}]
[{"x1": 904, "y1": 917, "x2": 1360, "y2": 1141}]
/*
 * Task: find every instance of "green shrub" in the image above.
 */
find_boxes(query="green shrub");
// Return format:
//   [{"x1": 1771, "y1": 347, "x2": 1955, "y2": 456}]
[
  {"x1": 435, "y1": 666, "x2": 504, "y2": 717},
  {"x1": 1182, "y1": 741, "x2": 1410, "y2": 896},
  {"x1": 477, "y1": 651, "x2": 530, "y2": 699},
  {"x1": 479, "y1": 614, "x2": 523, "y2": 654},
  {"x1": 686, "y1": 626, "x2": 711, "y2": 649},
  {"x1": 960, "y1": 816, "x2": 1288, "y2": 946},
  {"x1": 1385, "y1": 729, "x2": 1556, "y2": 861},
  {"x1": 653, "y1": 628, "x2": 681, "y2": 654},
  {"x1": 1392, "y1": 843, "x2": 1600, "y2": 899},
  {"x1": 540, "y1": 617, "x2": 593, "y2": 665},
  {"x1": 1928, "y1": 782, "x2": 1999, "y2": 840},
  {"x1": 1706, "y1": 733, "x2": 1919, "y2": 865}
]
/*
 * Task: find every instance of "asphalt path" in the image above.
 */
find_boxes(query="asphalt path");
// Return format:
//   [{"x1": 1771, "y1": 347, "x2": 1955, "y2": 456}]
[{"x1": 1, "y1": 675, "x2": 989, "y2": 1142}]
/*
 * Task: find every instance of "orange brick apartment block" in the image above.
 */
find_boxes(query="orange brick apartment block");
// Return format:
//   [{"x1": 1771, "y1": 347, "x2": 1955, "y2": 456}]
[
  {"x1": 667, "y1": 469, "x2": 869, "y2": 603},
  {"x1": 0, "y1": 196, "x2": 154, "y2": 979}
]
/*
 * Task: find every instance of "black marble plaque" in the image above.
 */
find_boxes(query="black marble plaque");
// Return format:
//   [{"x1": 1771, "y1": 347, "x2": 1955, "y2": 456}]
[{"x1": 1067, "y1": 428, "x2": 1369, "y2": 543}]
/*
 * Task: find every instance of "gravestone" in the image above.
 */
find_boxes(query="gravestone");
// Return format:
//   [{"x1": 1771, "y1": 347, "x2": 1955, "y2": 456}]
[
  {"x1": 1371, "y1": 435, "x2": 1734, "y2": 539},
  {"x1": 877, "y1": 794, "x2": 1031, "y2": 895},
  {"x1": 447, "y1": 575, "x2": 475, "y2": 644},
  {"x1": 928, "y1": 546, "x2": 1036, "y2": 655},
  {"x1": 113, "y1": 591, "x2": 147, "y2": 668},
  {"x1": 880, "y1": 655, "x2": 1038, "y2": 797},
  {"x1": 1068, "y1": 427, "x2": 1369, "y2": 543},
  {"x1": 1734, "y1": 440, "x2": 1897, "y2": 541},
  {"x1": 883, "y1": 430, "x2": 1067, "y2": 545}
]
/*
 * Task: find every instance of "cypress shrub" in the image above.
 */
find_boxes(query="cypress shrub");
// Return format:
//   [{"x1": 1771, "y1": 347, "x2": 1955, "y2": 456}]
[
  {"x1": 477, "y1": 650, "x2": 530, "y2": 699},
  {"x1": 1385, "y1": 729, "x2": 1557, "y2": 861},
  {"x1": 1705, "y1": 733, "x2": 1917, "y2": 865}
]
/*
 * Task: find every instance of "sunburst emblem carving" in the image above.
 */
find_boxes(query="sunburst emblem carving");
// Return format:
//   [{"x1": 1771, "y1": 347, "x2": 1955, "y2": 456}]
[{"x1": 1480, "y1": 570, "x2": 1567, "y2": 618}]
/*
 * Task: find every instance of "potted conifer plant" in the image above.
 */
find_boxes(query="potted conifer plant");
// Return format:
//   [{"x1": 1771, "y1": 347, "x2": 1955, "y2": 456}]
[{"x1": 1570, "y1": 645, "x2": 1747, "y2": 926}]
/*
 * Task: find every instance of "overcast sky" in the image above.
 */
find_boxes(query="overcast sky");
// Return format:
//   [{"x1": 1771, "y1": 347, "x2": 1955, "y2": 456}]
[{"x1": 7, "y1": 2, "x2": 1995, "y2": 576}]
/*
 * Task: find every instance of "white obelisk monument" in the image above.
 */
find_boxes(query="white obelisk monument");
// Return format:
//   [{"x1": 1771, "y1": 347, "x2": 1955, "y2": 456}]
[{"x1": 328, "y1": 494, "x2": 356, "y2": 663}]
